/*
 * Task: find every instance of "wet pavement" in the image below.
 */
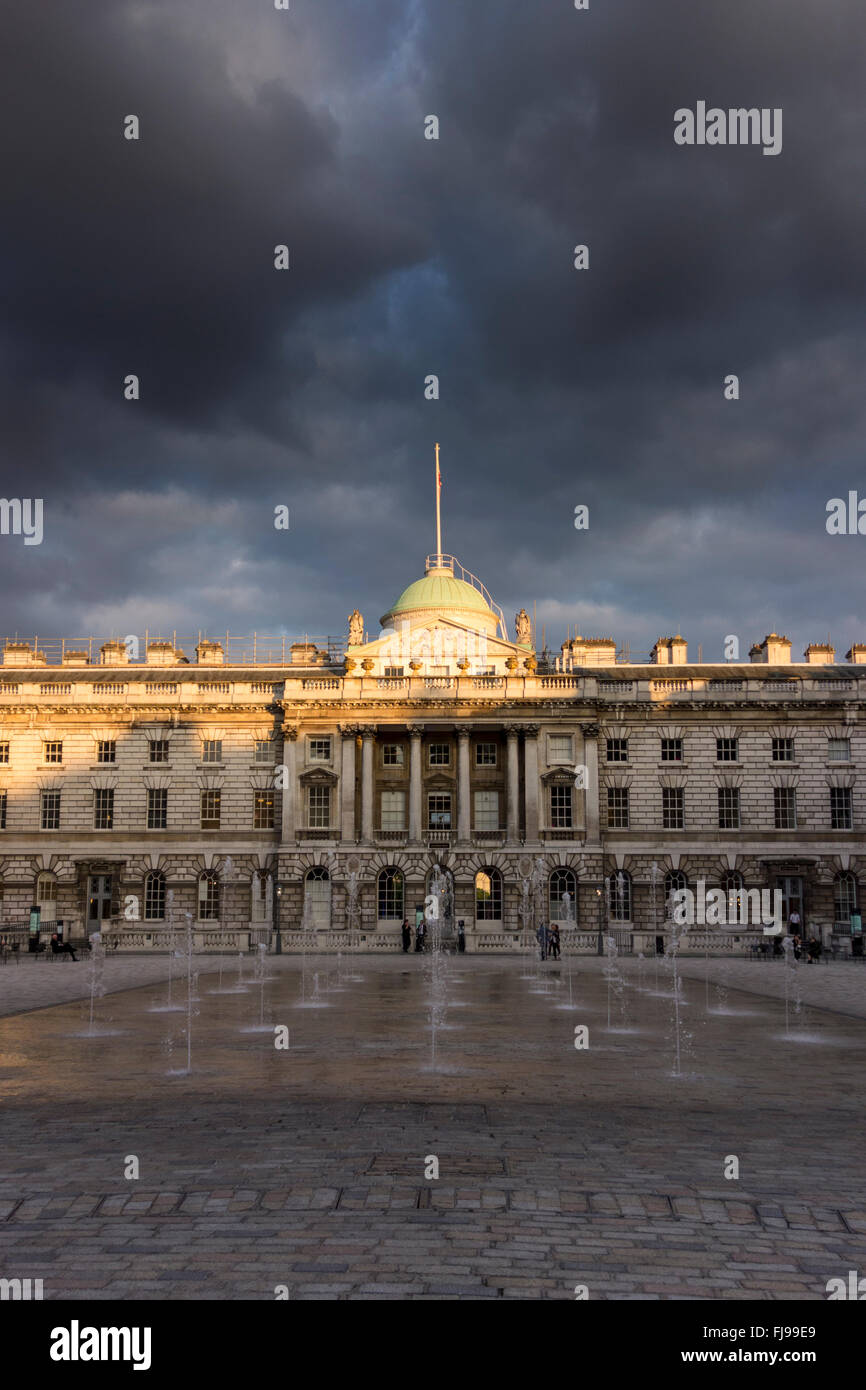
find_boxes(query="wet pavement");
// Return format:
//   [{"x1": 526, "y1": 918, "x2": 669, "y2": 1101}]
[{"x1": 1, "y1": 953, "x2": 864, "y2": 1299}]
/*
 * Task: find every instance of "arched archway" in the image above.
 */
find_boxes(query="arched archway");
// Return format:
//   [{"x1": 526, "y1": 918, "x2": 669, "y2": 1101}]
[
  {"x1": 36, "y1": 871, "x2": 57, "y2": 924},
  {"x1": 377, "y1": 866, "x2": 404, "y2": 920},
  {"x1": 549, "y1": 868, "x2": 577, "y2": 924},
  {"x1": 144, "y1": 870, "x2": 166, "y2": 921},
  {"x1": 304, "y1": 866, "x2": 331, "y2": 929},
  {"x1": 475, "y1": 868, "x2": 502, "y2": 922}
]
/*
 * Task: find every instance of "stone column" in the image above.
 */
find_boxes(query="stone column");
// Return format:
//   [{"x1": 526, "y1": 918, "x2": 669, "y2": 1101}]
[
  {"x1": 360, "y1": 727, "x2": 376, "y2": 844},
  {"x1": 506, "y1": 726, "x2": 520, "y2": 842},
  {"x1": 340, "y1": 726, "x2": 357, "y2": 843},
  {"x1": 583, "y1": 723, "x2": 600, "y2": 844},
  {"x1": 523, "y1": 724, "x2": 540, "y2": 844},
  {"x1": 408, "y1": 727, "x2": 423, "y2": 843},
  {"x1": 280, "y1": 728, "x2": 298, "y2": 844},
  {"x1": 457, "y1": 728, "x2": 471, "y2": 845}
]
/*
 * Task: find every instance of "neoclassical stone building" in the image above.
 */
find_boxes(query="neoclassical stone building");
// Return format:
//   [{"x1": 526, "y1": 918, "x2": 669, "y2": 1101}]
[{"x1": 0, "y1": 554, "x2": 863, "y2": 952}]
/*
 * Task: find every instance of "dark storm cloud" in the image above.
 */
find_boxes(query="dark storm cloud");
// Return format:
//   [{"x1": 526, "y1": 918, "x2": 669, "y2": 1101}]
[{"x1": 1, "y1": 0, "x2": 865, "y2": 656}]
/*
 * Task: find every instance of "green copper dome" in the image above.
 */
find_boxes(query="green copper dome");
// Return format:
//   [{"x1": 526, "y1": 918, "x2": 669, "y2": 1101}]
[{"x1": 385, "y1": 573, "x2": 492, "y2": 620}]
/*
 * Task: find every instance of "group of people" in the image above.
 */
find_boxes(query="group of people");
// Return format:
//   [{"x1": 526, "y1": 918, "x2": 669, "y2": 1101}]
[
  {"x1": 400, "y1": 919, "x2": 467, "y2": 953},
  {"x1": 535, "y1": 922, "x2": 561, "y2": 960}
]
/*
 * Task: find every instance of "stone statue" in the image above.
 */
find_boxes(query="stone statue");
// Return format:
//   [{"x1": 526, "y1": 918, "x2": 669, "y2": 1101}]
[
  {"x1": 348, "y1": 609, "x2": 364, "y2": 646},
  {"x1": 515, "y1": 608, "x2": 531, "y2": 644}
]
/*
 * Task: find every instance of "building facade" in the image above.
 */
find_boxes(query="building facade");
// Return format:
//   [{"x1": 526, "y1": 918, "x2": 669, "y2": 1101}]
[{"x1": 0, "y1": 555, "x2": 863, "y2": 952}]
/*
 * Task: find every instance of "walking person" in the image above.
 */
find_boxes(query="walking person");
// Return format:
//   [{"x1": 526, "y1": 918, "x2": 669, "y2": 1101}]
[
  {"x1": 536, "y1": 921, "x2": 550, "y2": 961},
  {"x1": 457, "y1": 921, "x2": 466, "y2": 953},
  {"x1": 415, "y1": 919, "x2": 425, "y2": 953},
  {"x1": 401, "y1": 918, "x2": 412, "y2": 953},
  {"x1": 549, "y1": 924, "x2": 561, "y2": 960}
]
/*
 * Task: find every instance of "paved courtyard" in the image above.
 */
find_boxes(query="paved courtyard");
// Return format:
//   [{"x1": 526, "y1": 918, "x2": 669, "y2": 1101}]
[{"x1": 1, "y1": 951, "x2": 864, "y2": 1299}]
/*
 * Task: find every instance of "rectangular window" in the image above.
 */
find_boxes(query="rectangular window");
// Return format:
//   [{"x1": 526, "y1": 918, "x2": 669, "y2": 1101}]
[
  {"x1": 429, "y1": 743, "x2": 450, "y2": 766},
  {"x1": 660, "y1": 737, "x2": 683, "y2": 762},
  {"x1": 828, "y1": 738, "x2": 851, "y2": 762},
  {"x1": 309, "y1": 738, "x2": 331, "y2": 762},
  {"x1": 607, "y1": 787, "x2": 629, "y2": 829},
  {"x1": 94, "y1": 788, "x2": 114, "y2": 830},
  {"x1": 774, "y1": 787, "x2": 797, "y2": 830},
  {"x1": 41, "y1": 791, "x2": 61, "y2": 830},
  {"x1": 253, "y1": 790, "x2": 275, "y2": 830},
  {"x1": 772, "y1": 737, "x2": 795, "y2": 762},
  {"x1": 0, "y1": 791, "x2": 6, "y2": 829},
  {"x1": 382, "y1": 743, "x2": 404, "y2": 766},
  {"x1": 383, "y1": 667, "x2": 404, "y2": 678},
  {"x1": 201, "y1": 739, "x2": 223, "y2": 764},
  {"x1": 147, "y1": 788, "x2": 167, "y2": 830},
  {"x1": 427, "y1": 792, "x2": 451, "y2": 829},
  {"x1": 662, "y1": 787, "x2": 684, "y2": 830},
  {"x1": 718, "y1": 787, "x2": 740, "y2": 829},
  {"x1": 200, "y1": 789, "x2": 221, "y2": 830},
  {"x1": 380, "y1": 790, "x2": 406, "y2": 830},
  {"x1": 0, "y1": 742, "x2": 9, "y2": 764},
  {"x1": 831, "y1": 787, "x2": 852, "y2": 830},
  {"x1": 149, "y1": 739, "x2": 169, "y2": 763},
  {"x1": 43, "y1": 740, "x2": 63, "y2": 764},
  {"x1": 474, "y1": 789, "x2": 499, "y2": 831},
  {"x1": 606, "y1": 738, "x2": 629, "y2": 763},
  {"x1": 475, "y1": 742, "x2": 497, "y2": 767},
  {"x1": 550, "y1": 784, "x2": 573, "y2": 829},
  {"x1": 308, "y1": 785, "x2": 331, "y2": 828},
  {"x1": 548, "y1": 735, "x2": 573, "y2": 763},
  {"x1": 96, "y1": 739, "x2": 116, "y2": 764},
  {"x1": 716, "y1": 737, "x2": 739, "y2": 762},
  {"x1": 254, "y1": 739, "x2": 273, "y2": 763}
]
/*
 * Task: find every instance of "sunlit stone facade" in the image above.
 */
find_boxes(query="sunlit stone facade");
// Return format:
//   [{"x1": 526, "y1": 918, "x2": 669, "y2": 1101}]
[{"x1": 0, "y1": 560, "x2": 863, "y2": 952}]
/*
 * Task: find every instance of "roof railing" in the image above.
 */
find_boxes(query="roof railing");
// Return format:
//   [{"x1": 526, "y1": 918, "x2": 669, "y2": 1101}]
[{"x1": 424, "y1": 554, "x2": 509, "y2": 640}]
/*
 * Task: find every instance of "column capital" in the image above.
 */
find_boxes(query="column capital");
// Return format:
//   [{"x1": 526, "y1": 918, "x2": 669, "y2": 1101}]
[
  {"x1": 582, "y1": 723, "x2": 600, "y2": 738},
  {"x1": 359, "y1": 724, "x2": 378, "y2": 738},
  {"x1": 456, "y1": 727, "x2": 471, "y2": 741},
  {"x1": 506, "y1": 724, "x2": 521, "y2": 739},
  {"x1": 408, "y1": 725, "x2": 424, "y2": 739},
  {"x1": 338, "y1": 723, "x2": 361, "y2": 738},
  {"x1": 282, "y1": 727, "x2": 299, "y2": 742},
  {"x1": 523, "y1": 723, "x2": 540, "y2": 737}
]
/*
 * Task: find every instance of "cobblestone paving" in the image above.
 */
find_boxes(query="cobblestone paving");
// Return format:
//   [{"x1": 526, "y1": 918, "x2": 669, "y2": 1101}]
[{"x1": 1, "y1": 955, "x2": 864, "y2": 1299}]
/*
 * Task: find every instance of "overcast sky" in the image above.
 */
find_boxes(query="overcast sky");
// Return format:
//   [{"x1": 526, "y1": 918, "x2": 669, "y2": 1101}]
[{"x1": 2, "y1": 0, "x2": 864, "y2": 661}]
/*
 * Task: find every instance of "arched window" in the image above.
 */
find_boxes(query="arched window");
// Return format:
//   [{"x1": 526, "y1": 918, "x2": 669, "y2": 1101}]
[
  {"x1": 721, "y1": 871, "x2": 744, "y2": 923},
  {"x1": 425, "y1": 866, "x2": 455, "y2": 913},
  {"x1": 198, "y1": 872, "x2": 220, "y2": 921},
  {"x1": 304, "y1": 866, "x2": 331, "y2": 929},
  {"x1": 549, "y1": 868, "x2": 577, "y2": 923},
  {"x1": 664, "y1": 869, "x2": 687, "y2": 897},
  {"x1": 834, "y1": 872, "x2": 858, "y2": 926},
  {"x1": 251, "y1": 871, "x2": 271, "y2": 923},
  {"x1": 377, "y1": 866, "x2": 404, "y2": 920},
  {"x1": 475, "y1": 868, "x2": 502, "y2": 920},
  {"x1": 36, "y1": 871, "x2": 57, "y2": 923},
  {"x1": 607, "y1": 871, "x2": 632, "y2": 922},
  {"x1": 144, "y1": 870, "x2": 166, "y2": 921}
]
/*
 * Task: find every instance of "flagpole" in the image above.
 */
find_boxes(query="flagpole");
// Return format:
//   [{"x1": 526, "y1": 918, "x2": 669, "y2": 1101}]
[{"x1": 435, "y1": 442, "x2": 442, "y2": 563}]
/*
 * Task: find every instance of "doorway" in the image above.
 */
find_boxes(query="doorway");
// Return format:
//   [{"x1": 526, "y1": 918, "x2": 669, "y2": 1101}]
[
  {"x1": 87, "y1": 874, "x2": 113, "y2": 925},
  {"x1": 776, "y1": 875, "x2": 804, "y2": 931}
]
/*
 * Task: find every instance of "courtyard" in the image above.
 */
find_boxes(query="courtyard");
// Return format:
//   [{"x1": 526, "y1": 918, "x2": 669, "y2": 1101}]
[{"x1": 0, "y1": 951, "x2": 864, "y2": 1300}]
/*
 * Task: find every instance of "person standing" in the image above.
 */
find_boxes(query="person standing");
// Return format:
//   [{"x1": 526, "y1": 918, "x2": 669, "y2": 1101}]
[
  {"x1": 415, "y1": 920, "x2": 425, "y2": 953},
  {"x1": 536, "y1": 921, "x2": 550, "y2": 961},
  {"x1": 401, "y1": 919, "x2": 411, "y2": 953},
  {"x1": 549, "y1": 924, "x2": 561, "y2": 960},
  {"x1": 457, "y1": 921, "x2": 466, "y2": 953}
]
